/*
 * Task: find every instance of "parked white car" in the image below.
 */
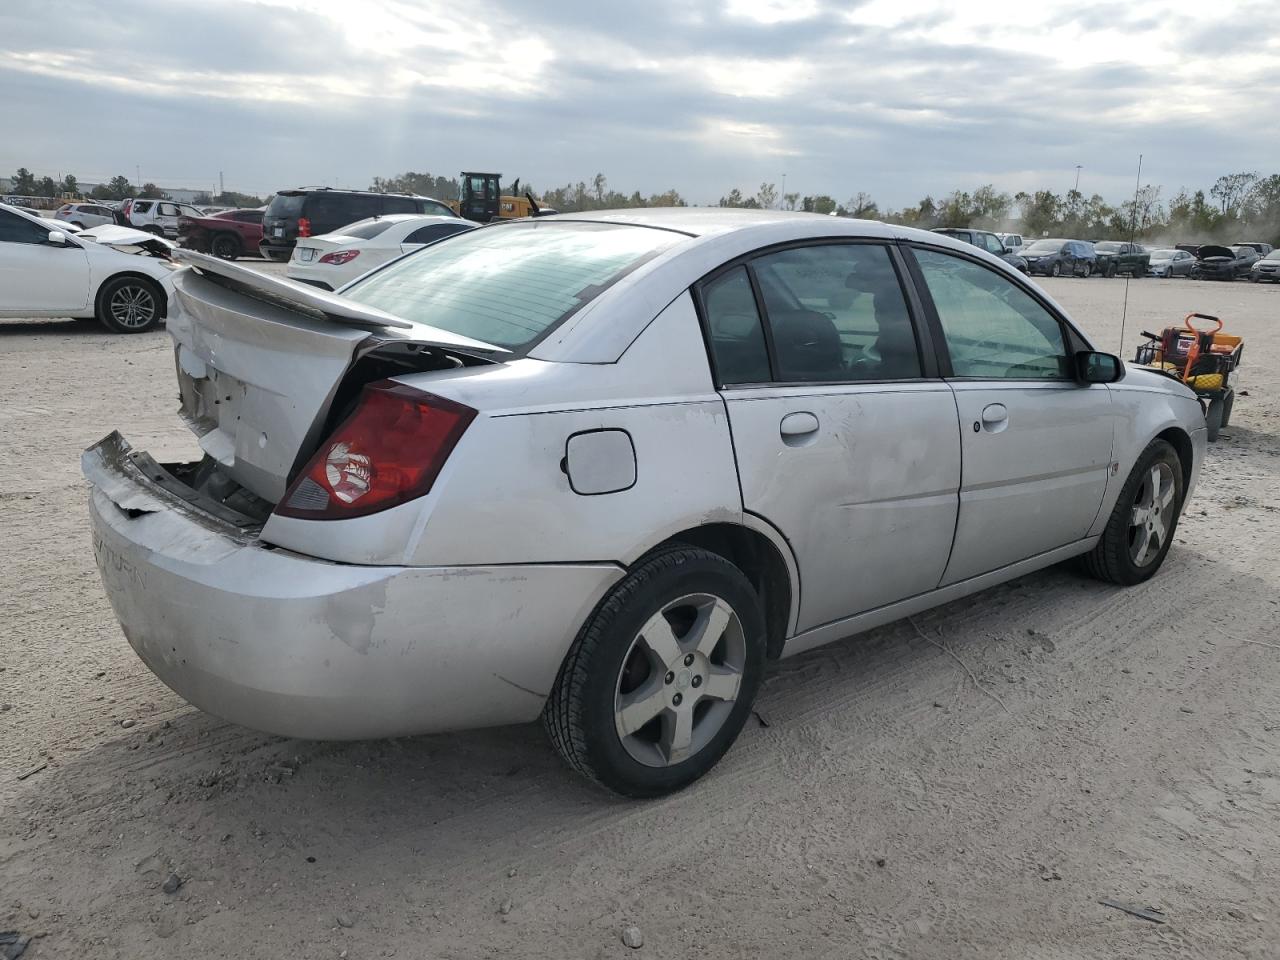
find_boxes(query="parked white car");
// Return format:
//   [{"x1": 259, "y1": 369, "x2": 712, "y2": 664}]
[
  {"x1": 54, "y1": 202, "x2": 116, "y2": 230},
  {"x1": 287, "y1": 214, "x2": 476, "y2": 290},
  {"x1": 0, "y1": 203, "x2": 176, "y2": 333},
  {"x1": 124, "y1": 198, "x2": 205, "y2": 238},
  {"x1": 84, "y1": 210, "x2": 1206, "y2": 796}
]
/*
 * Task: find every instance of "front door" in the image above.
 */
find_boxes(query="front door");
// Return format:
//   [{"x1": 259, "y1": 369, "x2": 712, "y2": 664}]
[
  {"x1": 699, "y1": 242, "x2": 962, "y2": 633},
  {"x1": 908, "y1": 246, "x2": 1114, "y2": 584},
  {"x1": 0, "y1": 210, "x2": 91, "y2": 315}
]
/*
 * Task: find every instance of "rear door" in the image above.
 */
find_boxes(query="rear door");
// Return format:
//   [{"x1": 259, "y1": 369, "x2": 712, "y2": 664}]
[
  {"x1": 0, "y1": 208, "x2": 91, "y2": 314},
  {"x1": 155, "y1": 201, "x2": 181, "y2": 236},
  {"x1": 702, "y1": 241, "x2": 961, "y2": 633},
  {"x1": 906, "y1": 244, "x2": 1113, "y2": 584}
]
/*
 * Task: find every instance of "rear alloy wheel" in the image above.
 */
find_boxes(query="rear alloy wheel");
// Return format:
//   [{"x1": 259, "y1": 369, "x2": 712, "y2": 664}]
[
  {"x1": 96, "y1": 276, "x2": 162, "y2": 334},
  {"x1": 1080, "y1": 261, "x2": 1092, "y2": 278},
  {"x1": 1050, "y1": 262, "x2": 1062, "y2": 277},
  {"x1": 211, "y1": 233, "x2": 241, "y2": 260},
  {"x1": 544, "y1": 546, "x2": 765, "y2": 797},
  {"x1": 1083, "y1": 439, "x2": 1184, "y2": 585}
]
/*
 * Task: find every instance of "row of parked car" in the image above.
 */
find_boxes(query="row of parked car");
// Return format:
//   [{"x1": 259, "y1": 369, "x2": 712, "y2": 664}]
[{"x1": 937, "y1": 227, "x2": 1278, "y2": 282}]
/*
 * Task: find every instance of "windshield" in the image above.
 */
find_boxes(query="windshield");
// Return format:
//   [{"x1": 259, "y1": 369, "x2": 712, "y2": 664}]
[
  {"x1": 1265, "y1": 250, "x2": 1280, "y2": 261},
  {"x1": 1024, "y1": 239, "x2": 1063, "y2": 253},
  {"x1": 343, "y1": 220, "x2": 684, "y2": 350},
  {"x1": 1151, "y1": 249, "x2": 1177, "y2": 258},
  {"x1": 1231, "y1": 245, "x2": 1253, "y2": 255},
  {"x1": 1093, "y1": 242, "x2": 1121, "y2": 253},
  {"x1": 337, "y1": 218, "x2": 398, "y2": 240}
]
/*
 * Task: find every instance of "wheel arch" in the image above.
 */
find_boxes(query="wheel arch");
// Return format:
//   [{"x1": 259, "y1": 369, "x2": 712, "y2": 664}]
[
  {"x1": 646, "y1": 519, "x2": 798, "y2": 659},
  {"x1": 95, "y1": 271, "x2": 169, "y2": 320},
  {"x1": 1155, "y1": 425, "x2": 1194, "y2": 492}
]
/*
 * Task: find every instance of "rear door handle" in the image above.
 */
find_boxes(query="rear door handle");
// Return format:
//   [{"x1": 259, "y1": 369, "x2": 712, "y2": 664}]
[{"x1": 780, "y1": 411, "x2": 819, "y2": 440}]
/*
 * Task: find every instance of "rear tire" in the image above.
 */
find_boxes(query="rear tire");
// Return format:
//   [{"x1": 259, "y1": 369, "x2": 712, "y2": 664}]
[
  {"x1": 95, "y1": 276, "x2": 163, "y2": 334},
  {"x1": 143, "y1": 225, "x2": 165, "y2": 236},
  {"x1": 1050, "y1": 262, "x2": 1062, "y2": 278},
  {"x1": 543, "y1": 546, "x2": 766, "y2": 798},
  {"x1": 1080, "y1": 262, "x2": 1092, "y2": 278},
  {"x1": 211, "y1": 233, "x2": 241, "y2": 260},
  {"x1": 1083, "y1": 439, "x2": 1184, "y2": 586}
]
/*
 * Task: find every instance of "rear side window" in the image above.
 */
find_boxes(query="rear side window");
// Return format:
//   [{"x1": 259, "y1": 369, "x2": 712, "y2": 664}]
[
  {"x1": 403, "y1": 222, "x2": 472, "y2": 244},
  {"x1": 341, "y1": 219, "x2": 396, "y2": 240},
  {"x1": 132, "y1": 200, "x2": 153, "y2": 214},
  {"x1": 380, "y1": 195, "x2": 419, "y2": 215},
  {"x1": 343, "y1": 221, "x2": 682, "y2": 350},
  {"x1": 752, "y1": 244, "x2": 921, "y2": 382},
  {"x1": 702, "y1": 267, "x2": 771, "y2": 385},
  {"x1": 306, "y1": 193, "x2": 382, "y2": 230},
  {"x1": 914, "y1": 248, "x2": 1069, "y2": 380}
]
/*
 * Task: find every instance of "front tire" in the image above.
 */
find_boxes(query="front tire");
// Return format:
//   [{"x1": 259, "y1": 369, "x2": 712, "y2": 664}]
[
  {"x1": 1083, "y1": 439, "x2": 1184, "y2": 585},
  {"x1": 544, "y1": 546, "x2": 766, "y2": 798},
  {"x1": 96, "y1": 276, "x2": 163, "y2": 334}
]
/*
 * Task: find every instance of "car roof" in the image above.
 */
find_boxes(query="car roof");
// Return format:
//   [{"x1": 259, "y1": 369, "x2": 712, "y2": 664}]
[{"x1": 541, "y1": 207, "x2": 880, "y2": 238}]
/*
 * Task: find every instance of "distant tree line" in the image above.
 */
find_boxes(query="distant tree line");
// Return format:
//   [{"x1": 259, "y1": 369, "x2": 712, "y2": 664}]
[
  {"x1": 6, "y1": 167, "x2": 265, "y2": 208},
  {"x1": 14, "y1": 163, "x2": 1277, "y2": 243}
]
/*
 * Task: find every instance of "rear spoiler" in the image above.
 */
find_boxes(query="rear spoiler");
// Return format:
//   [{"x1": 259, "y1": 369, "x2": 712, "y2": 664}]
[{"x1": 173, "y1": 249, "x2": 507, "y2": 354}]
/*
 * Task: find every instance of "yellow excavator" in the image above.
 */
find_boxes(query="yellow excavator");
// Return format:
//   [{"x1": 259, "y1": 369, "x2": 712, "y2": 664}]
[{"x1": 449, "y1": 172, "x2": 555, "y2": 223}]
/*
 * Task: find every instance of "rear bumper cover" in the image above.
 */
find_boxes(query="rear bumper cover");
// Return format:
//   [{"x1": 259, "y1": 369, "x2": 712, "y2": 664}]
[{"x1": 83, "y1": 434, "x2": 623, "y2": 740}]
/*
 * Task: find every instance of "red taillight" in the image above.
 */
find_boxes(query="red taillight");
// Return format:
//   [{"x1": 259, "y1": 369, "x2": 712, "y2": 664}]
[
  {"x1": 298, "y1": 216, "x2": 312, "y2": 238},
  {"x1": 275, "y1": 382, "x2": 475, "y2": 521},
  {"x1": 318, "y1": 249, "x2": 360, "y2": 265}
]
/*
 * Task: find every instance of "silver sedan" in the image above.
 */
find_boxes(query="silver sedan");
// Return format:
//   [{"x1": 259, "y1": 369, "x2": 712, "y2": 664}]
[{"x1": 84, "y1": 210, "x2": 1207, "y2": 797}]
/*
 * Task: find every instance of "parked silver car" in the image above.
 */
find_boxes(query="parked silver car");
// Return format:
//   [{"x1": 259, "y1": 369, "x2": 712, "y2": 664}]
[{"x1": 84, "y1": 210, "x2": 1207, "y2": 796}]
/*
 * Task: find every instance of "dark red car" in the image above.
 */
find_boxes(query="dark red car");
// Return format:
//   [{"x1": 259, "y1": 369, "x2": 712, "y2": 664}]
[{"x1": 177, "y1": 208, "x2": 265, "y2": 260}]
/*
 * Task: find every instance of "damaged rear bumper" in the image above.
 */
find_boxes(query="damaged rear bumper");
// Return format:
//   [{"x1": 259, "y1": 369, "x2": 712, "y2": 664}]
[{"x1": 83, "y1": 433, "x2": 623, "y2": 740}]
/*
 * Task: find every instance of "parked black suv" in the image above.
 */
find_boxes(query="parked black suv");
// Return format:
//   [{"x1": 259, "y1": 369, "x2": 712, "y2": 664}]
[{"x1": 259, "y1": 188, "x2": 457, "y2": 261}]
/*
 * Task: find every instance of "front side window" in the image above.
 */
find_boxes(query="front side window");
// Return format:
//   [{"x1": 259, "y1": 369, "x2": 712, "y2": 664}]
[
  {"x1": 343, "y1": 220, "x2": 682, "y2": 350},
  {"x1": 380, "y1": 195, "x2": 419, "y2": 215},
  {"x1": 752, "y1": 243, "x2": 921, "y2": 382},
  {"x1": 982, "y1": 233, "x2": 1004, "y2": 254},
  {"x1": 702, "y1": 266, "x2": 771, "y2": 385},
  {"x1": 0, "y1": 210, "x2": 51, "y2": 244},
  {"x1": 158, "y1": 203, "x2": 178, "y2": 216},
  {"x1": 914, "y1": 248, "x2": 1070, "y2": 380}
]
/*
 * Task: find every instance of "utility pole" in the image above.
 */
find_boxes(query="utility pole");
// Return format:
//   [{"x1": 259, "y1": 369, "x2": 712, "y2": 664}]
[
  {"x1": 1073, "y1": 164, "x2": 1082, "y2": 193},
  {"x1": 219, "y1": 170, "x2": 224, "y2": 197},
  {"x1": 780, "y1": 172, "x2": 787, "y2": 209},
  {"x1": 136, "y1": 165, "x2": 141, "y2": 189}
]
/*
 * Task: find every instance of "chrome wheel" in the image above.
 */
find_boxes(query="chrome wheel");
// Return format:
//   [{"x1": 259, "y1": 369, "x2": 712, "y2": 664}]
[
  {"x1": 108, "y1": 284, "x2": 157, "y2": 330},
  {"x1": 1128, "y1": 462, "x2": 1176, "y2": 567},
  {"x1": 613, "y1": 593, "x2": 746, "y2": 768}
]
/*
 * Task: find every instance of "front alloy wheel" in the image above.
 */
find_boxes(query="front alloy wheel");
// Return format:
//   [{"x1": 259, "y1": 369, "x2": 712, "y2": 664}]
[
  {"x1": 544, "y1": 546, "x2": 766, "y2": 797},
  {"x1": 1083, "y1": 439, "x2": 1184, "y2": 585},
  {"x1": 1128, "y1": 462, "x2": 1176, "y2": 568},
  {"x1": 97, "y1": 277, "x2": 162, "y2": 334}
]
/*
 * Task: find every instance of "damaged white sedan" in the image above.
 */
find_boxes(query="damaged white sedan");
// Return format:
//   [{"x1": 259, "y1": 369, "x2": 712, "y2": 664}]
[
  {"x1": 0, "y1": 203, "x2": 176, "y2": 333},
  {"x1": 85, "y1": 210, "x2": 1207, "y2": 797}
]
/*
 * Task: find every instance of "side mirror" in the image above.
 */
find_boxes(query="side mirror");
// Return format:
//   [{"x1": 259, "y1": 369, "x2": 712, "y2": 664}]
[
  {"x1": 1075, "y1": 350, "x2": 1124, "y2": 384},
  {"x1": 1001, "y1": 246, "x2": 1012, "y2": 255},
  {"x1": 46, "y1": 230, "x2": 68, "y2": 246}
]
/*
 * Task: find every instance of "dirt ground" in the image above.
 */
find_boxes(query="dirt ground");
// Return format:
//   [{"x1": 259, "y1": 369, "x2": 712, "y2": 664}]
[{"x1": 2, "y1": 272, "x2": 1278, "y2": 960}]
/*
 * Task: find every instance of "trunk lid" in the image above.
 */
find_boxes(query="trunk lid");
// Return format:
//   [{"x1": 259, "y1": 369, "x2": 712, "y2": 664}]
[{"x1": 168, "y1": 251, "x2": 505, "y2": 503}]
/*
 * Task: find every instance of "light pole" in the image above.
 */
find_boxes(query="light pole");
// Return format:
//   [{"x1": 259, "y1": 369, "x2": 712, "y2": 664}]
[{"x1": 1073, "y1": 164, "x2": 1082, "y2": 194}]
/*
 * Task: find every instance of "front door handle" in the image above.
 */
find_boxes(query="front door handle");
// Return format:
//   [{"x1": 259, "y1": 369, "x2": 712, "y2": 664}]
[
  {"x1": 780, "y1": 411, "x2": 819, "y2": 439},
  {"x1": 975, "y1": 402, "x2": 1009, "y2": 434}
]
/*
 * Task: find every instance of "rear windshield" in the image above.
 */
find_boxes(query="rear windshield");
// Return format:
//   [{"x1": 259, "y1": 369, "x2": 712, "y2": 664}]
[
  {"x1": 338, "y1": 218, "x2": 397, "y2": 240},
  {"x1": 266, "y1": 193, "x2": 305, "y2": 218},
  {"x1": 343, "y1": 221, "x2": 683, "y2": 350}
]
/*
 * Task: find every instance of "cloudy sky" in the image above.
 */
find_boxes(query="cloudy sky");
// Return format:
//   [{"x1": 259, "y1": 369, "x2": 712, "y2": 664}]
[{"x1": 2, "y1": 0, "x2": 1277, "y2": 207}]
